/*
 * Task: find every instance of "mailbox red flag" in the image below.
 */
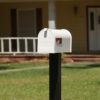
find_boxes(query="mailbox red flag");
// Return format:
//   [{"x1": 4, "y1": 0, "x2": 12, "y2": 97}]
[{"x1": 56, "y1": 38, "x2": 62, "y2": 45}]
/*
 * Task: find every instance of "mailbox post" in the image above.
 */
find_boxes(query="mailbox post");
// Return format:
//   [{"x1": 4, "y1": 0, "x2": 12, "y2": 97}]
[{"x1": 49, "y1": 53, "x2": 61, "y2": 100}]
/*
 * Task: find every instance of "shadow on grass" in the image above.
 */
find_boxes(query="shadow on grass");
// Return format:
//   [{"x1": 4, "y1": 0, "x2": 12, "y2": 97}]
[
  {"x1": 63, "y1": 63, "x2": 100, "y2": 69},
  {"x1": 0, "y1": 65, "x2": 13, "y2": 70}
]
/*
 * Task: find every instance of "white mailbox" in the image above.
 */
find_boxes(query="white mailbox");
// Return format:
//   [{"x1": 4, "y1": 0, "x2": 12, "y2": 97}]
[{"x1": 38, "y1": 28, "x2": 72, "y2": 54}]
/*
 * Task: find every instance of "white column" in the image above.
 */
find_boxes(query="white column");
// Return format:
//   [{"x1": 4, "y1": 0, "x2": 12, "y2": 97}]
[{"x1": 48, "y1": 0, "x2": 56, "y2": 29}]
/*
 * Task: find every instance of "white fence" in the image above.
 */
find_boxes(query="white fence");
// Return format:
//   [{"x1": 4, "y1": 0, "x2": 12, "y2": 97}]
[{"x1": 0, "y1": 37, "x2": 38, "y2": 55}]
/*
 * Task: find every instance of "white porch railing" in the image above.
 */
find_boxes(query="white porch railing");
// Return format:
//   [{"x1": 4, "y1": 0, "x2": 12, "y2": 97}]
[{"x1": 0, "y1": 37, "x2": 38, "y2": 55}]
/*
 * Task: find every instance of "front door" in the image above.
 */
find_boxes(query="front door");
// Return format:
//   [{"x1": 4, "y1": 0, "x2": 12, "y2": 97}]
[{"x1": 88, "y1": 7, "x2": 100, "y2": 51}]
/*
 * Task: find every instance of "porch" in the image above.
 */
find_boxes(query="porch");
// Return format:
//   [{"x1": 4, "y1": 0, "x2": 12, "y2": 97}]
[{"x1": 1, "y1": 0, "x2": 100, "y2": 54}]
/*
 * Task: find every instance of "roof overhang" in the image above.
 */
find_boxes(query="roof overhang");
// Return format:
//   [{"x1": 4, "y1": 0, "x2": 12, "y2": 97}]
[
  {"x1": 0, "y1": 0, "x2": 96, "y2": 3},
  {"x1": 1, "y1": 0, "x2": 51, "y2": 2},
  {"x1": 0, "y1": 0, "x2": 98, "y2": 3}
]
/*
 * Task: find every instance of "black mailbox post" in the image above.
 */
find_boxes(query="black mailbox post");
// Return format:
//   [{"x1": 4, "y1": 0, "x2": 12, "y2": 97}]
[{"x1": 49, "y1": 53, "x2": 61, "y2": 100}]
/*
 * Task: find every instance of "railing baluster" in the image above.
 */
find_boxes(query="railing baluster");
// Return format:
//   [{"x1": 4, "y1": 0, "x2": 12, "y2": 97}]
[{"x1": 1, "y1": 38, "x2": 4, "y2": 53}]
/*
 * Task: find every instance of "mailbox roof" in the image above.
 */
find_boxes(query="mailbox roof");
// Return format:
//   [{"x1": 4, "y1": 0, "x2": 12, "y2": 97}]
[{"x1": 38, "y1": 28, "x2": 72, "y2": 39}]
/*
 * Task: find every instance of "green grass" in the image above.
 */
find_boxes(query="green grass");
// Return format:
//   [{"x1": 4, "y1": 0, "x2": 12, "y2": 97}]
[
  {"x1": 62, "y1": 63, "x2": 100, "y2": 100},
  {"x1": 0, "y1": 62, "x2": 100, "y2": 100}
]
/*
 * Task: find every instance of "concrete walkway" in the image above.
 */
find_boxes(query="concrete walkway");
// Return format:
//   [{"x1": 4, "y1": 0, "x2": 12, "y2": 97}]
[
  {"x1": 0, "y1": 62, "x2": 99, "y2": 74},
  {"x1": 0, "y1": 66, "x2": 48, "y2": 74}
]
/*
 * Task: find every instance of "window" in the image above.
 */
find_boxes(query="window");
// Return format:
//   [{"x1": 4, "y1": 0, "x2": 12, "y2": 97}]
[{"x1": 11, "y1": 8, "x2": 43, "y2": 37}]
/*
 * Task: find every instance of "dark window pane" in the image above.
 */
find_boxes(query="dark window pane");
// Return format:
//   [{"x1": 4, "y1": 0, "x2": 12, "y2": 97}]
[{"x1": 90, "y1": 12, "x2": 94, "y2": 30}]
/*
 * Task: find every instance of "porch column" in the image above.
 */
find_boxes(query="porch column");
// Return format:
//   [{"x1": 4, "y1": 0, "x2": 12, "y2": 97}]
[
  {"x1": 48, "y1": 0, "x2": 61, "y2": 100},
  {"x1": 48, "y1": 0, "x2": 56, "y2": 28}
]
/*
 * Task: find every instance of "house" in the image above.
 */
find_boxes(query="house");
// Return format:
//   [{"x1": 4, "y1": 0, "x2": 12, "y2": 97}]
[{"x1": 0, "y1": 0, "x2": 100, "y2": 54}]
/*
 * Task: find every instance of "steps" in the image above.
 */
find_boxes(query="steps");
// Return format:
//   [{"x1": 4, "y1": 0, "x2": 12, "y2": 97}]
[
  {"x1": 0, "y1": 54, "x2": 100, "y2": 63},
  {"x1": 64, "y1": 54, "x2": 100, "y2": 62}
]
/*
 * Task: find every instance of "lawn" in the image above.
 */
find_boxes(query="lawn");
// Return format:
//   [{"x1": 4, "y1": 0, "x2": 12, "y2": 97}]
[{"x1": 0, "y1": 62, "x2": 100, "y2": 100}]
